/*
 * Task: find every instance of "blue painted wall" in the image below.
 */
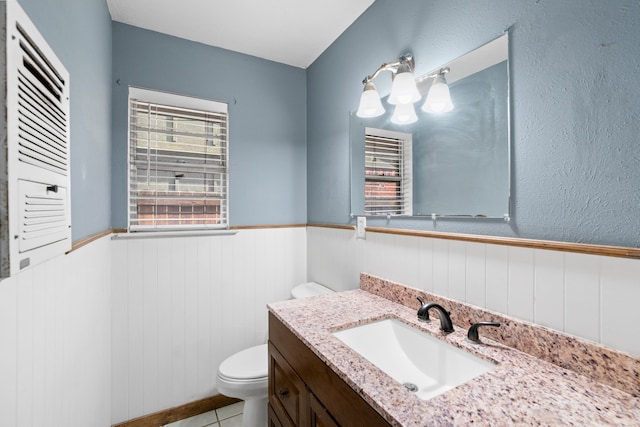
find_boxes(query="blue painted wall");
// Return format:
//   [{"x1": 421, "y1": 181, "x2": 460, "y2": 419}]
[
  {"x1": 111, "y1": 23, "x2": 307, "y2": 228},
  {"x1": 19, "y1": 0, "x2": 112, "y2": 240},
  {"x1": 308, "y1": 0, "x2": 640, "y2": 247}
]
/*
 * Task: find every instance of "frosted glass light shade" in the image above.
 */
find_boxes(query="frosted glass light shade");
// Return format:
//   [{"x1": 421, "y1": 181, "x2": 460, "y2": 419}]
[
  {"x1": 422, "y1": 74, "x2": 454, "y2": 113},
  {"x1": 356, "y1": 82, "x2": 385, "y2": 118},
  {"x1": 390, "y1": 103, "x2": 418, "y2": 125},
  {"x1": 388, "y1": 69, "x2": 421, "y2": 105}
]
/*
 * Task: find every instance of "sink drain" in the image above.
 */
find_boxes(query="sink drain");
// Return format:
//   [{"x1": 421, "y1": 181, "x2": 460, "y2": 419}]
[{"x1": 403, "y1": 382, "x2": 418, "y2": 392}]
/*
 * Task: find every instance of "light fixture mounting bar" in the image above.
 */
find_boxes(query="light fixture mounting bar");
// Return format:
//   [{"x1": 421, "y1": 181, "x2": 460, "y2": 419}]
[
  {"x1": 362, "y1": 53, "x2": 415, "y2": 85},
  {"x1": 417, "y1": 66, "x2": 451, "y2": 84}
]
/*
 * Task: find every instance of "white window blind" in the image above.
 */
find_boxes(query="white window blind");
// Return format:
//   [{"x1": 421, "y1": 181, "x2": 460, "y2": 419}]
[
  {"x1": 128, "y1": 88, "x2": 228, "y2": 231},
  {"x1": 364, "y1": 128, "x2": 412, "y2": 216}
]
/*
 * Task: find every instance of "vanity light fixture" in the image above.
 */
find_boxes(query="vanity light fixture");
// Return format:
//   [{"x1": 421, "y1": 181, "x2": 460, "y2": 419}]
[
  {"x1": 422, "y1": 67, "x2": 454, "y2": 113},
  {"x1": 387, "y1": 61, "x2": 421, "y2": 105},
  {"x1": 356, "y1": 53, "x2": 420, "y2": 119},
  {"x1": 356, "y1": 80, "x2": 385, "y2": 118},
  {"x1": 391, "y1": 102, "x2": 418, "y2": 125}
]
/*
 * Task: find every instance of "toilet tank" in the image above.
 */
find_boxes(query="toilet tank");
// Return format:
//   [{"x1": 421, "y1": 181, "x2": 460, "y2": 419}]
[{"x1": 290, "y1": 282, "x2": 333, "y2": 299}]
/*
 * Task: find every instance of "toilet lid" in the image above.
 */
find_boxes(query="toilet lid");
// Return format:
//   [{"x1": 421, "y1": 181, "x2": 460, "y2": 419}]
[
  {"x1": 218, "y1": 344, "x2": 268, "y2": 380},
  {"x1": 290, "y1": 282, "x2": 334, "y2": 299}
]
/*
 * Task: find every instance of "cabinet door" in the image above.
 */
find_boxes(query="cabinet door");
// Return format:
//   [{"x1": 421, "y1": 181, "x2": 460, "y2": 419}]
[
  {"x1": 269, "y1": 343, "x2": 307, "y2": 426},
  {"x1": 309, "y1": 393, "x2": 339, "y2": 427},
  {"x1": 269, "y1": 404, "x2": 286, "y2": 427}
]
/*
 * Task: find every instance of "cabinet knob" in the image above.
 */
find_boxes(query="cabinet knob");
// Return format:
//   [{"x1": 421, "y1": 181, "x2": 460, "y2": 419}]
[{"x1": 278, "y1": 389, "x2": 289, "y2": 399}]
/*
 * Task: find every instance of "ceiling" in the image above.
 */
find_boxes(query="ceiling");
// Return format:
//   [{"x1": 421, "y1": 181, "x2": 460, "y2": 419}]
[{"x1": 106, "y1": 0, "x2": 375, "y2": 69}]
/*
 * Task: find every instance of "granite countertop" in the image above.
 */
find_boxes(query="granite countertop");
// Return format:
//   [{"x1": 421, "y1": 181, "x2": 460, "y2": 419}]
[{"x1": 268, "y1": 289, "x2": 640, "y2": 426}]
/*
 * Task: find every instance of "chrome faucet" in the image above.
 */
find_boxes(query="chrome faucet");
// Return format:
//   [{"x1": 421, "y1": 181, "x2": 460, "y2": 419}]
[{"x1": 416, "y1": 297, "x2": 454, "y2": 333}]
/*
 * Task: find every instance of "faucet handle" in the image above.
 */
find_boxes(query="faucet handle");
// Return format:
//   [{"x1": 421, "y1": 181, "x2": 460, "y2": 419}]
[{"x1": 467, "y1": 322, "x2": 501, "y2": 343}]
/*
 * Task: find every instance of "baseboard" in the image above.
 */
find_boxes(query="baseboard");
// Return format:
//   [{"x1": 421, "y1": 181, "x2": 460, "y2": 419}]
[{"x1": 112, "y1": 395, "x2": 242, "y2": 427}]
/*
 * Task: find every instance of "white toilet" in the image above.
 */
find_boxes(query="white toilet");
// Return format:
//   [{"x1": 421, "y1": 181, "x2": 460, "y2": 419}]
[{"x1": 216, "y1": 282, "x2": 333, "y2": 427}]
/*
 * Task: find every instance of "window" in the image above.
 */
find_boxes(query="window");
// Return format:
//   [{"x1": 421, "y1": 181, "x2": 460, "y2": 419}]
[
  {"x1": 364, "y1": 127, "x2": 412, "y2": 216},
  {"x1": 128, "y1": 88, "x2": 228, "y2": 231}
]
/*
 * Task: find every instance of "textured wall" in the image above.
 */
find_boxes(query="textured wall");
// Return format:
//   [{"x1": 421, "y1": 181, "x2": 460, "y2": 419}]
[
  {"x1": 111, "y1": 23, "x2": 307, "y2": 228},
  {"x1": 19, "y1": 0, "x2": 112, "y2": 241},
  {"x1": 307, "y1": 0, "x2": 640, "y2": 247}
]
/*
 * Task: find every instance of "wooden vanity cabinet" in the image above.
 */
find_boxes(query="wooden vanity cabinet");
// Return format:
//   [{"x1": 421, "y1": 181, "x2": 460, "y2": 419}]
[
  {"x1": 308, "y1": 394, "x2": 340, "y2": 427},
  {"x1": 268, "y1": 312, "x2": 390, "y2": 427}
]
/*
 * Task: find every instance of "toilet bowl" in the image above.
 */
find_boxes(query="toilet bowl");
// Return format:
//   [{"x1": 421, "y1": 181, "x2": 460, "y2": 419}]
[
  {"x1": 216, "y1": 282, "x2": 333, "y2": 427},
  {"x1": 216, "y1": 344, "x2": 269, "y2": 426}
]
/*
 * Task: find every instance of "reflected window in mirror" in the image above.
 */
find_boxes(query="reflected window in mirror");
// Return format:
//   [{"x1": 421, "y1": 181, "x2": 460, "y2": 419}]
[{"x1": 364, "y1": 128, "x2": 413, "y2": 216}]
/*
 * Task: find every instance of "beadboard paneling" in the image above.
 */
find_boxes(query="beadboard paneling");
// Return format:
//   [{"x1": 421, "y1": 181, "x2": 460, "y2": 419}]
[
  {"x1": 4, "y1": 225, "x2": 637, "y2": 427},
  {"x1": 600, "y1": 256, "x2": 640, "y2": 353},
  {"x1": 110, "y1": 227, "x2": 307, "y2": 424},
  {"x1": 0, "y1": 235, "x2": 112, "y2": 427},
  {"x1": 307, "y1": 226, "x2": 640, "y2": 357}
]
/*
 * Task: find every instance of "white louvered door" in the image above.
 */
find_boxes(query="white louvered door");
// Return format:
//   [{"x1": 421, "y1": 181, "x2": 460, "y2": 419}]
[{"x1": 0, "y1": 1, "x2": 71, "y2": 277}]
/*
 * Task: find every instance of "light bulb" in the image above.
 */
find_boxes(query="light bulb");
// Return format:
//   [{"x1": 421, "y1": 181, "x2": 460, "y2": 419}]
[{"x1": 390, "y1": 103, "x2": 418, "y2": 125}]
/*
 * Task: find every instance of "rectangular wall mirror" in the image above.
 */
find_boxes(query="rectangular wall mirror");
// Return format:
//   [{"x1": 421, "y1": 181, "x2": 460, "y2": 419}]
[{"x1": 350, "y1": 32, "x2": 511, "y2": 219}]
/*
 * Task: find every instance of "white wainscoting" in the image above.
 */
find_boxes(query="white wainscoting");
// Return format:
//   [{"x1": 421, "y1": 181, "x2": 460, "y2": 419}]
[
  {"x1": 307, "y1": 226, "x2": 640, "y2": 357},
  {"x1": 2, "y1": 225, "x2": 636, "y2": 426},
  {"x1": 110, "y1": 227, "x2": 307, "y2": 424},
  {"x1": 0, "y1": 235, "x2": 112, "y2": 427}
]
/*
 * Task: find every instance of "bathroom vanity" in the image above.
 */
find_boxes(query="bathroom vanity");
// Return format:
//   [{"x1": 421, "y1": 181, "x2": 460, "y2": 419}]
[
  {"x1": 268, "y1": 313, "x2": 388, "y2": 426},
  {"x1": 267, "y1": 275, "x2": 640, "y2": 426}
]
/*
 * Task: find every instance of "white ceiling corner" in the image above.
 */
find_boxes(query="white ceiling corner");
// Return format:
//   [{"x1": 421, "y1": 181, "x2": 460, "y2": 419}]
[{"x1": 106, "y1": 0, "x2": 375, "y2": 69}]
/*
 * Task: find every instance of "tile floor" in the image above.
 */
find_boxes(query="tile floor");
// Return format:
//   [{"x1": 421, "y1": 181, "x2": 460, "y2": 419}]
[{"x1": 164, "y1": 401, "x2": 244, "y2": 427}]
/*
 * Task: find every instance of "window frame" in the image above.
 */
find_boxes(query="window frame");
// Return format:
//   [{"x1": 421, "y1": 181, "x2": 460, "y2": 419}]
[{"x1": 127, "y1": 87, "x2": 229, "y2": 232}]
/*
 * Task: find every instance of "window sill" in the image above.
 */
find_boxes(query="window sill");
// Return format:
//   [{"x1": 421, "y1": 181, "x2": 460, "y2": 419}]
[{"x1": 111, "y1": 229, "x2": 238, "y2": 240}]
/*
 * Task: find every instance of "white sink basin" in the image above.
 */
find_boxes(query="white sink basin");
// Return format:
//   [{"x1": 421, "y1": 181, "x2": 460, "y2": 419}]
[{"x1": 332, "y1": 318, "x2": 496, "y2": 400}]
